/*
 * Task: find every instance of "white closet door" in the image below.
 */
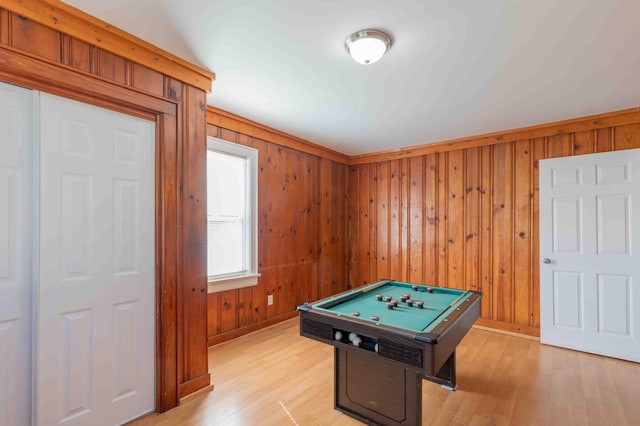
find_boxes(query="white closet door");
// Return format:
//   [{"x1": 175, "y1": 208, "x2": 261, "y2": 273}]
[
  {"x1": 0, "y1": 82, "x2": 33, "y2": 426},
  {"x1": 36, "y1": 94, "x2": 155, "y2": 425}
]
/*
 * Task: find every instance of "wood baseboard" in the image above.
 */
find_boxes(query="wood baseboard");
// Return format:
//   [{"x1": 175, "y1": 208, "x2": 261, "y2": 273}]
[
  {"x1": 474, "y1": 318, "x2": 540, "y2": 338},
  {"x1": 207, "y1": 311, "x2": 299, "y2": 346},
  {"x1": 178, "y1": 373, "x2": 211, "y2": 399},
  {"x1": 179, "y1": 384, "x2": 214, "y2": 405},
  {"x1": 473, "y1": 324, "x2": 540, "y2": 341}
]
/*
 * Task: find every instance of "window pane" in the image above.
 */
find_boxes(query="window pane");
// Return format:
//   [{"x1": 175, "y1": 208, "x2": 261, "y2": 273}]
[
  {"x1": 207, "y1": 151, "x2": 246, "y2": 217},
  {"x1": 207, "y1": 220, "x2": 244, "y2": 276},
  {"x1": 207, "y1": 150, "x2": 247, "y2": 277}
]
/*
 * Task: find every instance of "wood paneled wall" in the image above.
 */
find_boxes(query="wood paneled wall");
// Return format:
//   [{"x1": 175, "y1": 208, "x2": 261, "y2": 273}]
[
  {"x1": 205, "y1": 114, "x2": 349, "y2": 345},
  {"x1": 348, "y1": 116, "x2": 640, "y2": 336},
  {"x1": 0, "y1": 5, "x2": 213, "y2": 410}
]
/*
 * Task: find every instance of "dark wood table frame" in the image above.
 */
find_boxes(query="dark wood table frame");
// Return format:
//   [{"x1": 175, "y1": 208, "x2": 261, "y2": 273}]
[{"x1": 298, "y1": 287, "x2": 481, "y2": 425}]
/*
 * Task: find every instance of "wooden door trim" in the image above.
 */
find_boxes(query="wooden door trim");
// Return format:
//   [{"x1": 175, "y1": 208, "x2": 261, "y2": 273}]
[
  {"x1": 0, "y1": 45, "x2": 182, "y2": 412},
  {"x1": 1, "y1": 0, "x2": 214, "y2": 92},
  {"x1": 0, "y1": 45, "x2": 176, "y2": 116}
]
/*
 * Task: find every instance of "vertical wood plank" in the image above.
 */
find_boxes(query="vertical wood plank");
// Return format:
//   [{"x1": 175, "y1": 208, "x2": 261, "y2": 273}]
[
  {"x1": 464, "y1": 148, "x2": 480, "y2": 292},
  {"x1": 266, "y1": 144, "x2": 283, "y2": 316},
  {"x1": 399, "y1": 159, "x2": 409, "y2": 282},
  {"x1": 296, "y1": 151, "x2": 311, "y2": 304},
  {"x1": 389, "y1": 160, "x2": 402, "y2": 280},
  {"x1": 157, "y1": 108, "x2": 179, "y2": 410},
  {"x1": 220, "y1": 128, "x2": 238, "y2": 143},
  {"x1": 308, "y1": 155, "x2": 320, "y2": 300},
  {"x1": 546, "y1": 134, "x2": 573, "y2": 159},
  {"x1": 573, "y1": 130, "x2": 595, "y2": 156},
  {"x1": 613, "y1": 124, "x2": 640, "y2": 151},
  {"x1": 131, "y1": 62, "x2": 165, "y2": 97},
  {"x1": 376, "y1": 161, "x2": 390, "y2": 280},
  {"x1": 96, "y1": 48, "x2": 127, "y2": 84},
  {"x1": 319, "y1": 158, "x2": 333, "y2": 297},
  {"x1": 408, "y1": 156, "x2": 424, "y2": 283},
  {"x1": 238, "y1": 288, "x2": 253, "y2": 328},
  {"x1": 357, "y1": 165, "x2": 371, "y2": 286},
  {"x1": 480, "y1": 146, "x2": 493, "y2": 319},
  {"x1": 596, "y1": 127, "x2": 613, "y2": 152},
  {"x1": 282, "y1": 147, "x2": 297, "y2": 312},
  {"x1": 207, "y1": 293, "x2": 219, "y2": 335},
  {"x1": 424, "y1": 154, "x2": 438, "y2": 284},
  {"x1": 437, "y1": 152, "x2": 448, "y2": 286},
  {"x1": 219, "y1": 291, "x2": 238, "y2": 333},
  {"x1": 252, "y1": 137, "x2": 268, "y2": 323},
  {"x1": 531, "y1": 137, "x2": 546, "y2": 328},
  {"x1": 67, "y1": 37, "x2": 92, "y2": 73},
  {"x1": 368, "y1": 163, "x2": 378, "y2": 282},
  {"x1": 446, "y1": 150, "x2": 464, "y2": 289},
  {"x1": 347, "y1": 165, "x2": 359, "y2": 287},
  {"x1": 179, "y1": 83, "x2": 209, "y2": 382},
  {"x1": 335, "y1": 162, "x2": 348, "y2": 293},
  {"x1": 0, "y1": 10, "x2": 8, "y2": 44},
  {"x1": 10, "y1": 13, "x2": 61, "y2": 62},
  {"x1": 233, "y1": 134, "x2": 255, "y2": 325},
  {"x1": 513, "y1": 140, "x2": 532, "y2": 327},
  {"x1": 492, "y1": 143, "x2": 514, "y2": 323}
]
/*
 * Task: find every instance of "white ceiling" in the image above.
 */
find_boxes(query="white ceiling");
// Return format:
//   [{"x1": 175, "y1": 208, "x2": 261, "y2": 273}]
[{"x1": 62, "y1": 0, "x2": 640, "y2": 156}]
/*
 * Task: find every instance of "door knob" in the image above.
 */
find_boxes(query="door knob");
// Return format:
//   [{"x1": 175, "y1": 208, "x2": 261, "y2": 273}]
[{"x1": 543, "y1": 258, "x2": 551, "y2": 264}]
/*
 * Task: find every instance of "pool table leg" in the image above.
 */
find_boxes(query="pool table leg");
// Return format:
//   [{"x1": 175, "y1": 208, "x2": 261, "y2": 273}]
[{"x1": 425, "y1": 351, "x2": 457, "y2": 391}]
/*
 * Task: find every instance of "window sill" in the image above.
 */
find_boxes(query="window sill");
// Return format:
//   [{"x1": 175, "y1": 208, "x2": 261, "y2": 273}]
[{"x1": 208, "y1": 273, "x2": 260, "y2": 294}]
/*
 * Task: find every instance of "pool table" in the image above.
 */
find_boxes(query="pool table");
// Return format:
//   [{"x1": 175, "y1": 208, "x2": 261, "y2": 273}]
[{"x1": 297, "y1": 280, "x2": 482, "y2": 426}]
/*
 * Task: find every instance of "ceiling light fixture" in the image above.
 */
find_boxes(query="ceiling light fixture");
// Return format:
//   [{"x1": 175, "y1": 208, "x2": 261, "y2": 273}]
[{"x1": 345, "y1": 29, "x2": 392, "y2": 65}]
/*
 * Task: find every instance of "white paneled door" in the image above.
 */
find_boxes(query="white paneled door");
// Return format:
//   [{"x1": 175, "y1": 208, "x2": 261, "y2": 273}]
[
  {"x1": 540, "y1": 149, "x2": 640, "y2": 362},
  {"x1": 0, "y1": 82, "x2": 33, "y2": 426},
  {"x1": 37, "y1": 94, "x2": 155, "y2": 425}
]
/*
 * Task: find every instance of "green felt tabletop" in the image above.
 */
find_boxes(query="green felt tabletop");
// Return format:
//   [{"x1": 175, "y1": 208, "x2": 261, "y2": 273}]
[{"x1": 313, "y1": 281, "x2": 470, "y2": 333}]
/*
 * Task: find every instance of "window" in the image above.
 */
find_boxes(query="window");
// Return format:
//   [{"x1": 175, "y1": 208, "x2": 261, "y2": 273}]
[{"x1": 207, "y1": 137, "x2": 258, "y2": 292}]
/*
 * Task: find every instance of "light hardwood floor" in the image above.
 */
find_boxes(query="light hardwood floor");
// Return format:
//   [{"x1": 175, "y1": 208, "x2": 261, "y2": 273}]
[{"x1": 132, "y1": 318, "x2": 640, "y2": 425}]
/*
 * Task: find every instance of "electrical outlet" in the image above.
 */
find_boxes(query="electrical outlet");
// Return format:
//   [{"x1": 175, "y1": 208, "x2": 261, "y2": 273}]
[{"x1": 267, "y1": 294, "x2": 273, "y2": 306}]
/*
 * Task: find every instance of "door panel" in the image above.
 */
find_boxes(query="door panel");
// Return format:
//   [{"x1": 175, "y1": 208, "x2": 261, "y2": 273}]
[
  {"x1": 596, "y1": 194, "x2": 629, "y2": 254},
  {"x1": 540, "y1": 149, "x2": 640, "y2": 362},
  {"x1": 597, "y1": 274, "x2": 631, "y2": 336},
  {"x1": 37, "y1": 94, "x2": 155, "y2": 425},
  {"x1": 552, "y1": 271, "x2": 582, "y2": 328},
  {"x1": 0, "y1": 82, "x2": 33, "y2": 426}
]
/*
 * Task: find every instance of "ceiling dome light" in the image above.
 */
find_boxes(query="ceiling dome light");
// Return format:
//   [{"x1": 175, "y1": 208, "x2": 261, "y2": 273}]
[{"x1": 345, "y1": 29, "x2": 392, "y2": 65}]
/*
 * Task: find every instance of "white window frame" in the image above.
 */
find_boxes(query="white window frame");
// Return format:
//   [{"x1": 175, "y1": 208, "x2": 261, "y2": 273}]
[{"x1": 207, "y1": 136, "x2": 259, "y2": 293}]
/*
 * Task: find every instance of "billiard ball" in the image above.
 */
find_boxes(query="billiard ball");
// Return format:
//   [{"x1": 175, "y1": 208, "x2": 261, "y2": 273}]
[
  {"x1": 348, "y1": 332, "x2": 358, "y2": 342},
  {"x1": 352, "y1": 337, "x2": 362, "y2": 347},
  {"x1": 390, "y1": 300, "x2": 398, "y2": 307},
  {"x1": 400, "y1": 294, "x2": 408, "y2": 302},
  {"x1": 370, "y1": 315, "x2": 380, "y2": 321},
  {"x1": 416, "y1": 301, "x2": 424, "y2": 309},
  {"x1": 334, "y1": 331, "x2": 342, "y2": 341},
  {"x1": 427, "y1": 287, "x2": 434, "y2": 293},
  {"x1": 385, "y1": 295, "x2": 392, "y2": 302},
  {"x1": 406, "y1": 299, "x2": 413, "y2": 307},
  {"x1": 374, "y1": 343, "x2": 379, "y2": 352},
  {"x1": 386, "y1": 302, "x2": 394, "y2": 310},
  {"x1": 376, "y1": 294, "x2": 383, "y2": 301},
  {"x1": 352, "y1": 311, "x2": 360, "y2": 317},
  {"x1": 412, "y1": 284, "x2": 418, "y2": 291}
]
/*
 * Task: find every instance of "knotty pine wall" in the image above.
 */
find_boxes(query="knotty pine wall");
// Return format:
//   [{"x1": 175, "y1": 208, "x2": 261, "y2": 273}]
[
  {"x1": 206, "y1": 112, "x2": 349, "y2": 345},
  {"x1": 0, "y1": 4, "x2": 213, "y2": 409},
  {"x1": 348, "y1": 117, "x2": 640, "y2": 337}
]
